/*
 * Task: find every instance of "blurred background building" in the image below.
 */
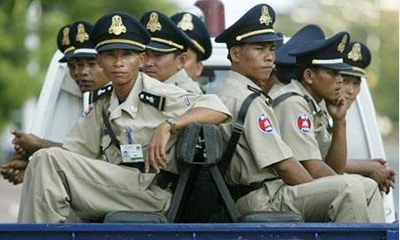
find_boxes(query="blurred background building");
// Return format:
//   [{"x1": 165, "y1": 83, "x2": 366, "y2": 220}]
[{"x1": 0, "y1": 0, "x2": 398, "y2": 222}]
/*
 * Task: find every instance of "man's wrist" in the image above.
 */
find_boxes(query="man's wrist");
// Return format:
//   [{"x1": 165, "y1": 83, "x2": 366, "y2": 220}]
[{"x1": 165, "y1": 118, "x2": 177, "y2": 134}]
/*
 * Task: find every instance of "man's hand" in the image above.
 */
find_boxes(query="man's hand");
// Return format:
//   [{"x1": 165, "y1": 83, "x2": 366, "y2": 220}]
[
  {"x1": 327, "y1": 95, "x2": 348, "y2": 121},
  {"x1": 1, "y1": 158, "x2": 29, "y2": 185},
  {"x1": 144, "y1": 122, "x2": 171, "y2": 173},
  {"x1": 369, "y1": 159, "x2": 396, "y2": 194},
  {"x1": 12, "y1": 131, "x2": 42, "y2": 157}
]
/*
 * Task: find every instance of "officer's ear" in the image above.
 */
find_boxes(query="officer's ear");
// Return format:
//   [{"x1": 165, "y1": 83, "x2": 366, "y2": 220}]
[
  {"x1": 303, "y1": 68, "x2": 316, "y2": 85},
  {"x1": 229, "y1": 46, "x2": 241, "y2": 63},
  {"x1": 177, "y1": 51, "x2": 189, "y2": 69},
  {"x1": 96, "y1": 54, "x2": 104, "y2": 69},
  {"x1": 138, "y1": 51, "x2": 146, "y2": 68}
]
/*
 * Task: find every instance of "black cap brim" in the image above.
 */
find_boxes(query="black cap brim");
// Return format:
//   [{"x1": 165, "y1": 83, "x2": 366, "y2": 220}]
[
  {"x1": 146, "y1": 41, "x2": 178, "y2": 52},
  {"x1": 242, "y1": 33, "x2": 283, "y2": 44},
  {"x1": 58, "y1": 51, "x2": 74, "y2": 63},
  {"x1": 316, "y1": 62, "x2": 352, "y2": 70},
  {"x1": 340, "y1": 69, "x2": 365, "y2": 78},
  {"x1": 71, "y1": 52, "x2": 97, "y2": 59},
  {"x1": 97, "y1": 43, "x2": 144, "y2": 53}
]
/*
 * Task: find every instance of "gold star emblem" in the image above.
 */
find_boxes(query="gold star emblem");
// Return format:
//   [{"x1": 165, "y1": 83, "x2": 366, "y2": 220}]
[{"x1": 108, "y1": 15, "x2": 127, "y2": 36}]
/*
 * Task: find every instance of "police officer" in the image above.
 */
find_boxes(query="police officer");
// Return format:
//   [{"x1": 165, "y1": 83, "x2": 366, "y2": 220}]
[
  {"x1": 141, "y1": 11, "x2": 203, "y2": 95},
  {"x1": 171, "y1": 12, "x2": 212, "y2": 81},
  {"x1": 270, "y1": 30, "x2": 384, "y2": 222},
  {"x1": 268, "y1": 25, "x2": 325, "y2": 95},
  {"x1": 1, "y1": 20, "x2": 111, "y2": 185},
  {"x1": 216, "y1": 3, "x2": 377, "y2": 222},
  {"x1": 340, "y1": 42, "x2": 396, "y2": 194},
  {"x1": 17, "y1": 12, "x2": 231, "y2": 223}
]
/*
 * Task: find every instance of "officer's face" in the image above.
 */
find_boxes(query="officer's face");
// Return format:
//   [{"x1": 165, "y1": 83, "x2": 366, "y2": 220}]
[
  {"x1": 306, "y1": 67, "x2": 343, "y2": 102},
  {"x1": 143, "y1": 50, "x2": 186, "y2": 82},
  {"x1": 184, "y1": 48, "x2": 203, "y2": 80},
  {"x1": 74, "y1": 58, "x2": 108, "y2": 92},
  {"x1": 342, "y1": 74, "x2": 361, "y2": 104},
  {"x1": 231, "y1": 42, "x2": 275, "y2": 87},
  {"x1": 67, "y1": 59, "x2": 79, "y2": 81},
  {"x1": 97, "y1": 49, "x2": 145, "y2": 86}
]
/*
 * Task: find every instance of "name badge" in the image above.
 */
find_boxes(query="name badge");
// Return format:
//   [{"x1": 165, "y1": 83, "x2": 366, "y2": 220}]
[{"x1": 120, "y1": 144, "x2": 144, "y2": 163}]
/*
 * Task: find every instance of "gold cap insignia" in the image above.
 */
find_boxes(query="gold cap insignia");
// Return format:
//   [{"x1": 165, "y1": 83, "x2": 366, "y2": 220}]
[
  {"x1": 347, "y1": 43, "x2": 362, "y2": 61},
  {"x1": 147, "y1": 12, "x2": 162, "y2": 32},
  {"x1": 337, "y1": 35, "x2": 348, "y2": 53},
  {"x1": 76, "y1": 23, "x2": 89, "y2": 43},
  {"x1": 62, "y1": 27, "x2": 71, "y2": 46},
  {"x1": 108, "y1": 15, "x2": 127, "y2": 36},
  {"x1": 177, "y1": 13, "x2": 194, "y2": 31},
  {"x1": 259, "y1": 5, "x2": 272, "y2": 25}
]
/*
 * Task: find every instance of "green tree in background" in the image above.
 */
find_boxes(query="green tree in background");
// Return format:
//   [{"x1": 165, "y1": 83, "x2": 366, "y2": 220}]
[{"x1": 0, "y1": 0, "x2": 177, "y2": 130}]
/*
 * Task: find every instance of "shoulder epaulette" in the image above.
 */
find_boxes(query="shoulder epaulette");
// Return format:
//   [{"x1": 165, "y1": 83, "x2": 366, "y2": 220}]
[
  {"x1": 271, "y1": 92, "x2": 318, "y2": 114},
  {"x1": 138, "y1": 91, "x2": 166, "y2": 111},
  {"x1": 247, "y1": 85, "x2": 272, "y2": 106},
  {"x1": 89, "y1": 84, "x2": 113, "y2": 103}
]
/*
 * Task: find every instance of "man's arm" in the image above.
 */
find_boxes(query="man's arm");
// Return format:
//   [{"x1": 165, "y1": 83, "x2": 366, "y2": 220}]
[
  {"x1": 273, "y1": 157, "x2": 313, "y2": 185},
  {"x1": 345, "y1": 159, "x2": 396, "y2": 194},
  {"x1": 325, "y1": 97, "x2": 348, "y2": 174},
  {"x1": 145, "y1": 107, "x2": 230, "y2": 173},
  {"x1": 301, "y1": 159, "x2": 337, "y2": 179},
  {"x1": 12, "y1": 131, "x2": 62, "y2": 157}
]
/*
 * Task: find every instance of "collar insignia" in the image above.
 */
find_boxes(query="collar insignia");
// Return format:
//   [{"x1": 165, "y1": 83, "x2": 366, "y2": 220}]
[{"x1": 108, "y1": 15, "x2": 127, "y2": 36}]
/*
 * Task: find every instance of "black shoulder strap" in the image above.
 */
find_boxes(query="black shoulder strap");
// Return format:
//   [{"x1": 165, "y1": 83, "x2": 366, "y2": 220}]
[
  {"x1": 102, "y1": 109, "x2": 120, "y2": 149},
  {"x1": 271, "y1": 92, "x2": 318, "y2": 114},
  {"x1": 219, "y1": 91, "x2": 260, "y2": 173},
  {"x1": 90, "y1": 84, "x2": 113, "y2": 104}
]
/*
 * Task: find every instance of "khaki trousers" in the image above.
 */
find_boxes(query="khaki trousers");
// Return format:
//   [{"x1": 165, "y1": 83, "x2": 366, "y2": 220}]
[
  {"x1": 18, "y1": 147, "x2": 171, "y2": 223},
  {"x1": 236, "y1": 174, "x2": 384, "y2": 223}
]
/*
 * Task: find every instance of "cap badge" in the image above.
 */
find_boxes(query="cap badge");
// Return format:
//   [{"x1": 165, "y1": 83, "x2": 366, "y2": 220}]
[
  {"x1": 147, "y1": 12, "x2": 162, "y2": 32},
  {"x1": 259, "y1": 5, "x2": 272, "y2": 25},
  {"x1": 177, "y1": 13, "x2": 194, "y2": 31},
  {"x1": 76, "y1": 23, "x2": 89, "y2": 43},
  {"x1": 347, "y1": 43, "x2": 362, "y2": 61},
  {"x1": 108, "y1": 15, "x2": 127, "y2": 36},
  {"x1": 337, "y1": 34, "x2": 348, "y2": 53},
  {"x1": 62, "y1": 27, "x2": 71, "y2": 46}
]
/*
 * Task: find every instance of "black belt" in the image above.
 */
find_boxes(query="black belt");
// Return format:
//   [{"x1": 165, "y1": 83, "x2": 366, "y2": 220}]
[
  {"x1": 119, "y1": 162, "x2": 156, "y2": 173},
  {"x1": 120, "y1": 162, "x2": 178, "y2": 192},
  {"x1": 228, "y1": 179, "x2": 277, "y2": 201}
]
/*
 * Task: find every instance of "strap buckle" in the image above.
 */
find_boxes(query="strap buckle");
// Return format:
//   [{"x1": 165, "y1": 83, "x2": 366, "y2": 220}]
[{"x1": 233, "y1": 123, "x2": 244, "y2": 134}]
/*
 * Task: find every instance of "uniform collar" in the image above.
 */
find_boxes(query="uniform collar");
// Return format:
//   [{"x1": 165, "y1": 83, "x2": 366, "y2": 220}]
[
  {"x1": 164, "y1": 68, "x2": 189, "y2": 85},
  {"x1": 227, "y1": 70, "x2": 263, "y2": 92},
  {"x1": 292, "y1": 80, "x2": 322, "y2": 114},
  {"x1": 108, "y1": 73, "x2": 143, "y2": 120}
]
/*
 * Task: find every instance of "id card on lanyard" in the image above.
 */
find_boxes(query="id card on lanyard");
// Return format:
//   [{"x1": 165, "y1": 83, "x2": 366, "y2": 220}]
[{"x1": 120, "y1": 130, "x2": 144, "y2": 163}]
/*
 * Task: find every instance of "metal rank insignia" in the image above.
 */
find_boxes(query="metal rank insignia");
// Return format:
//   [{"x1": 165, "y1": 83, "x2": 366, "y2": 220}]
[
  {"x1": 62, "y1": 27, "x2": 71, "y2": 45},
  {"x1": 108, "y1": 15, "x2": 127, "y2": 36},
  {"x1": 259, "y1": 5, "x2": 272, "y2": 25},
  {"x1": 337, "y1": 34, "x2": 348, "y2": 53},
  {"x1": 76, "y1": 23, "x2": 89, "y2": 43},
  {"x1": 347, "y1": 43, "x2": 362, "y2": 61},
  {"x1": 147, "y1": 12, "x2": 162, "y2": 32},
  {"x1": 177, "y1": 13, "x2": 194, "y2": 31}
]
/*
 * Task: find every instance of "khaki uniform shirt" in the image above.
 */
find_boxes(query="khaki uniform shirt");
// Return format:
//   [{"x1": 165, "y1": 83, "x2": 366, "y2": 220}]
[
  {"x1": 165, "y1": 69, "x2": 203, "y2": 95},
  {"x1": 218, "y1": 71, "x2": 293, "y2": 186},
  {"x1": 271, "y1": 80, "x2": 332, "y2": 161},
  {"x1": 63, "y1": 72, "x2": 231, "y2": 174}
]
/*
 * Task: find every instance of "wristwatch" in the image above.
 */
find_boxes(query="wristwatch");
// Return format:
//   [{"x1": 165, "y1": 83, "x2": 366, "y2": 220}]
[{"x1": 165, "y1": 118, "x2": 178, "y2": 134}]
